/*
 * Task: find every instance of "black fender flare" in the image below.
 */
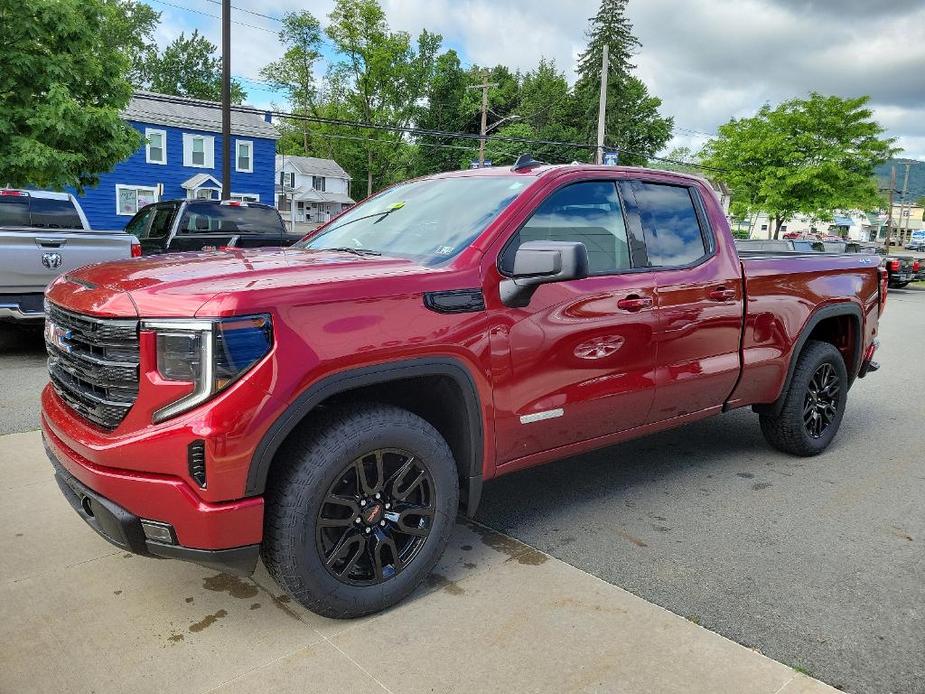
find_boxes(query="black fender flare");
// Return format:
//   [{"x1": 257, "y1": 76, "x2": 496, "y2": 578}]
[
  {"x1": 245, "y1": 356, "x2": 485, "y2": 512},
  {"x1": 755, "y1": 302, "x2": 863, "y2": 416}
]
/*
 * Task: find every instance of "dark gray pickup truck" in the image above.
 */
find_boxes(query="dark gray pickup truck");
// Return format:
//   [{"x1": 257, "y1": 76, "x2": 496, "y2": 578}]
[{"x1": 0, "y1": 190, "x2": 138, "y2": 322}]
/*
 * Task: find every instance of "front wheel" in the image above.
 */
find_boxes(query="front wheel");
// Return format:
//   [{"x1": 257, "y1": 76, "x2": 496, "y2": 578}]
[
  {"x1": 759, "y1": 340, "x2": 848, "y2": 456},
  {"x1": 261, "y1": 403, "x2": 459, "y2": 618}
]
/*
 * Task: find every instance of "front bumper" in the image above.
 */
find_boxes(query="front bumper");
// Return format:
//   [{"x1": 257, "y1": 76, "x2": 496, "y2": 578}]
[{"x1": 45, "y1": 436, "x2": 260, "y2": 576}]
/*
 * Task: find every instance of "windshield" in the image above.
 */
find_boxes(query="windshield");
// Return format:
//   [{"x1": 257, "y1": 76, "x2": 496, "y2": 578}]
[{"x1": 298, "y1": 176, "x2": 529, "y2": 264}]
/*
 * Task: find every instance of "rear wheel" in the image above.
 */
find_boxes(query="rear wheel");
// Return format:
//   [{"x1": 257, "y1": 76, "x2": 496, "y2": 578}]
[
  {"x1": 261, "y1": 403, "x2": 458, "y2": 618},
  {"x1": 759, "y1": 340, "x2": 848, "y2": 456}
]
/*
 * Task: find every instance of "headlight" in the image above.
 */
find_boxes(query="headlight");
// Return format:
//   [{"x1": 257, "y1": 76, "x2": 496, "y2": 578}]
[{"x1": 142, "y1": 315, "x2": 272, "y2": 423}]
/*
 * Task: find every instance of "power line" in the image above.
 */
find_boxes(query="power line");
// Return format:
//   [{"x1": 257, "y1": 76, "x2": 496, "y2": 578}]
[
  {"x1": 200, "y1": 0, "x2": 282, "y2": 23},
  {"x1": 145, "y1": 0, "x2": 277, "y2": 33}
]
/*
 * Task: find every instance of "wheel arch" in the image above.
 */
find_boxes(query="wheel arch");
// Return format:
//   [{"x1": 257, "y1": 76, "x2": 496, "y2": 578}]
[
  {"x1": 755, "y1": 302, "x2": 863, "y2": 417},
  {"x1": 246, "y1": 357, "x2": 485, "y2": 513}
]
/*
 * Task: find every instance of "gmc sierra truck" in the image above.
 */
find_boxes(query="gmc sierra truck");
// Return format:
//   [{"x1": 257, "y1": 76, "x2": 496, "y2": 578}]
[
  {"x1": 41, "y1": 161, "x2": 885, "y2": 618},
  {"x1": 0, "y1": 190, "x2": 139, "y2": 322}
]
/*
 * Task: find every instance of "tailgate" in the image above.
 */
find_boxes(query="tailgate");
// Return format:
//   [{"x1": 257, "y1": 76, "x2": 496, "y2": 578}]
[{"x1": 0, "y1": 229, "x2": 133, "y2": 293}]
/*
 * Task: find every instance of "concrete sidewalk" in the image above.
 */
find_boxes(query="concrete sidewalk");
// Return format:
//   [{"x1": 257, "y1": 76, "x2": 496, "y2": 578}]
[{"x1": 0, "y1": 430, "x2": 835, "y2": 694}]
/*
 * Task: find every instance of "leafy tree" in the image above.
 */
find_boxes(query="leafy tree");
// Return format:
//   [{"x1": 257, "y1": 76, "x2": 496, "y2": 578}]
[
  {"x1": 515, "y1": 59, "x2": 583, "y2": 163},
  {"x1": 647, "y1": 145, "x2": 702, "y2": 173},
  {"x1": 574, "y1": 0, "x2": 673, "y2": 165},
  {"x1": 0, "y1": 0, "x2": 141, "y2": 191},
  {"x1": 702, "y1": 93, "x2": 897, "y2": 238},
  {"x1": 326, "y1": 0, "x2": 441, "y2": 195},
  {"x1": 141, "y1": 30, "x2": 247, "y2": 103},
  {"x1": 260, "y1": 11, "x2": 324, "y2": 154},
  {"x1": 106, "y1": 0, "x2": 161, "y2": 85},
  {"x1": 413, "y1": 50, "x2": 473, "y2": 175}
]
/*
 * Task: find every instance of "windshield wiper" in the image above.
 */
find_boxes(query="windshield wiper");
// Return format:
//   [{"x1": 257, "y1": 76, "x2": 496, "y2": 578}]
[
  {"x1": 325, "y1": 201, "x2": 405, "y2": 233},
  {"x1": 322, "y1": 246, "x2": 382, "y2": 257}
]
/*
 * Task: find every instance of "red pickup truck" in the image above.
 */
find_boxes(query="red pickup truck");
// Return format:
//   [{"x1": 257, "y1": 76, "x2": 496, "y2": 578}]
[{"x1": 41, "y1": 162, "x2": 885, "y2": 618}]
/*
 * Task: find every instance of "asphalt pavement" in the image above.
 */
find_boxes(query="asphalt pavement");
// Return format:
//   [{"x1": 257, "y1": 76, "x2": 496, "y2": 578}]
[
  {"x1": 2, "y1": 286, "x2": 923, "y2": 693},
  {"x1": 476, "y1": 284, "x2": 925, "y2": 694}
]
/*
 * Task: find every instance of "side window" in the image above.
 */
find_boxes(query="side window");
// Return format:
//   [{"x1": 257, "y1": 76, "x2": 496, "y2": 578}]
[
  {"x1": 148, "y1": 206, "x2": 176, "y2": 239},
  {"x1": 501, "y1": 181, "x2": 631, "y2": 275},
  {"x1": 633, "y1": 182, "x2": 709, "y2": 267},
  {"x1": 125, "y1": 207, "x2": 154, "y2": 238}
]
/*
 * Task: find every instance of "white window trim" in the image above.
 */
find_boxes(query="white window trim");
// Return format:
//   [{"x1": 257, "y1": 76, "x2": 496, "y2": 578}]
[
  {"x1": 115, "y1": 184, "x2": 159, "y2": 216},
  {"x1": 145, "y1": 128, "x2": 167, "y2": 165},
  {"x1": 230, "y1": 192, "x2": 260, "y2": 202},
  {"x1": 182, "y1": 133, "x2": 215, "y2": 169},
  {"x1": 236, "y1": 140, "x2": 254, "y2": 173}
]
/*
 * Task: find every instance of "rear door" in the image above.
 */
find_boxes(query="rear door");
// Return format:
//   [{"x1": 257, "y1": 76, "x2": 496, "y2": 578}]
[{"x1": 629, "y1": 180, "x2": 744, "y2": 419}]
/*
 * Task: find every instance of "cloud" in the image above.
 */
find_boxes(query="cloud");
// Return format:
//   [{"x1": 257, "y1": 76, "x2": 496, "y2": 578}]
[{"x1": 147, "y1": 0, "x2": 925, "y2": 159}]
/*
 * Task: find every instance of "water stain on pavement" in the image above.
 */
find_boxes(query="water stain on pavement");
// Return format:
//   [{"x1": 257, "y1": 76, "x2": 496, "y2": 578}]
[
  {"x1": 185, "y1": 597, "x2": 194, "y2": 603},
  {"x1": 737, "y1": 472, "x2": 755, "y2": 479},
  {"x1": 202, "y1": 573, "x2": 259, "y2": 599},
  {"x1": 752, "y1": 482, "x2": 773, "y2": 491},
  {"x1": 618, "y1": 529, "x2": 648, "y2": 548},
  {"x1": 250, "y1": 602, "x2": 261, "y2": 610},
  {"x1": 426, "y1": 572, "x2": 465, "y2": 595},
  {"x1": 468, "y1": 521, "x2": 548, "y2": 565},
  {"x1": 189, "y1": 609, "x2": 227, "y2": 633},
  {"x1": 463, "y1": 562, "x2": 477, "y2": 570},
  {"x1": 113, "y1": 590, "x2": 122, "y2": 595},
  {"x1": 167, "y1": 633, "x2": 184, "y2": 644}
]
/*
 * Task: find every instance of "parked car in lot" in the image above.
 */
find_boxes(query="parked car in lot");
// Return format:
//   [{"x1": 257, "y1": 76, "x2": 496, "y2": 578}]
[
  {"x1": 0, "y1": 190, "x2": 138, "y2": 323},
  {"x1": 125, "y1": 199, "x2": 298, "y2": 254},
  {"x1": 41, "y1": 162, "x2": 884, "y2": 618},
  {"x1": 904, "y1": 230, "x2": 925, "y2": 251},
  {"x1": 884, "y1": 255, "x2": 919, "y2": 288}
]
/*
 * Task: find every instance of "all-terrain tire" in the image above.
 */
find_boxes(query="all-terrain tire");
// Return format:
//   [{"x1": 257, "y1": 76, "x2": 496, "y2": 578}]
[
  {"x1": 261, "y1": 403, "x2": 459, "y2": 618},
  {"x1": 759, "y1": 340, "x2": 848, "y2": 456}
]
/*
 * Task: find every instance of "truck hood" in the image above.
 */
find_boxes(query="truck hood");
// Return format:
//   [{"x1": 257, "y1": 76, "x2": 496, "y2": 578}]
[{"x1": 63, "y1": 247, "x2": 441, "y2": 317}]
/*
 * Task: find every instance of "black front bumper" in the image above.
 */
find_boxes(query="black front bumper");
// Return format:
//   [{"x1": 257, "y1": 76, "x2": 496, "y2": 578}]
[{"x1": 47, "y1": 443, "x2": 259, "y2": 577}]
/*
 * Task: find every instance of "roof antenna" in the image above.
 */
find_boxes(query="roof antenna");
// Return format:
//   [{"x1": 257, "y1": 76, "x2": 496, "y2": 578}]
[{"x1": 512, "y1": 154, "x2": 546, "y2": 172}]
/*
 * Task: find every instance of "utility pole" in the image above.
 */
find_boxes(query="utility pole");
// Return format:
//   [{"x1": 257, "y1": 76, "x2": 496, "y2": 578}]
[
  {"x1": 467, "y1": 73, "x2": 499, "y2": 167},
  {"x1": 884, "y1": 165, "x2": 896, "y2": 251},
  {"x1": 596, "y1": 44, "x2": 609, "y2": 165},
  {"x1": 220, "y1": 0, "x2": 231, "y2": 200},
  {"x1": 896, "y1": 162, "x2": 911, "y2": 244}
]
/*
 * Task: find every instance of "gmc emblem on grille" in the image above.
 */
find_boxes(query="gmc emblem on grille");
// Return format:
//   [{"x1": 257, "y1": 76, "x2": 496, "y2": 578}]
[
  {"x1": 42, "y1": 252, "x2": 62, "y2": 269},
  {"x1": 44, "y1": 321, "x2": 73, "y2": 353}
]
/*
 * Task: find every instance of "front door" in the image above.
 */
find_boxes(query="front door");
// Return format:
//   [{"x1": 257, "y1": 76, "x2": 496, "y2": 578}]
[
  {"x1": 629, "y1": 180, "x2": 743, "y2": 419},
  {"x1": 487, "y1": 179, "x2": 659, "y2": 466}
]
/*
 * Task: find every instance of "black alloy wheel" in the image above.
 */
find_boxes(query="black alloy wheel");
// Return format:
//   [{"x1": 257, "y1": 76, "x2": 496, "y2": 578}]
[
  {"x1": 316, "y1": 448, "x2": 435, "y2": 586},
  {"x1": 803, "y1": 363, "x2": 840, "y2": 439}
]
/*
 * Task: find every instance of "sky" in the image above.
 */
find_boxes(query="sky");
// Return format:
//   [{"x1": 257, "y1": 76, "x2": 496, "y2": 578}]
[{"x1": 146, "y1": 0, "x2": 925, "y2": 160}]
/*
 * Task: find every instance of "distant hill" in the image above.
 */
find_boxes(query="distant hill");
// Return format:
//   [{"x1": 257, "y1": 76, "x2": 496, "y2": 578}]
[{"x1": 875, "y1": 158, "x2": 925, "y2": 203}]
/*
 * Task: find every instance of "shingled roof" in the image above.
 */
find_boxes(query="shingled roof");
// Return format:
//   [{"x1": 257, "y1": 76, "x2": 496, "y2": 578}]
[
  {"x1": 123, "y1": 91, "x2": 279, "y2": 139},
  {"x1": 276, "y1": 155, "x2": 351, "y2": 180}
]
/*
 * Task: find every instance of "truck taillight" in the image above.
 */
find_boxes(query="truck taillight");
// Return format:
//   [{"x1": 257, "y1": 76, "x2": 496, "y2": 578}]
[
  {"x1": 131, "y1": 240, "x2": 142, "y2": 258},
  {"x1": 0, "y1": 189, "x2": 26, "y2": 196},
  {"x1": 888, "y1": 259, "x2": 900, "y2": 272},
  {"x1": 914, "y1": 260, "x2": 921, "y2": 272},
  {"x1": 879, "y1": 266, "x2": 889, "y2": 315}
]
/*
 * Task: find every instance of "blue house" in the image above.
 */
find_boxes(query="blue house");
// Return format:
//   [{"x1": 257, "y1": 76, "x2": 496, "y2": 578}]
[{"x1": 74, "y1": 91, "x2": 279, "y2": 229}]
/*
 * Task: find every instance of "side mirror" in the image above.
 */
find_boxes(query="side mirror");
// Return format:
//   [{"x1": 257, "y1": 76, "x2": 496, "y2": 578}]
[{"x1": 500, "y1": 241, "x2": 589, "y2": 308}]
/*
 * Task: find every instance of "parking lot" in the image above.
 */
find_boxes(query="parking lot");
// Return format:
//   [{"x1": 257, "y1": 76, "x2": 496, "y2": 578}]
[{"x1": 1, "y1": 285, "x2": 923, "y2": 693}]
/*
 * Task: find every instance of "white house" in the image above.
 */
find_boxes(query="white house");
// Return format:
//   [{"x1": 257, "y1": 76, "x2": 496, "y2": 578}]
[
  {"x1": 739, "y1": 210, "x2": 879, "y2": 241},
  {"x1": 276, "y1": 155, "x2": 354, "y2": 226}
]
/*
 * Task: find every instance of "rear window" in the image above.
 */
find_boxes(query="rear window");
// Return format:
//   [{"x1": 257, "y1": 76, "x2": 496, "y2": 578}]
[
  {"x1": 0, "y1": 195, "x2": 82, "y2": 228},
  {"x1": 29, "y1": 197, "x2": 82, "y2": 228},
  {"x1": 0, "y1": 197, "x2": 30, "y2": 226},
  {"x1": 178, "y1": 203, "x2": 282, "y2": 235}
]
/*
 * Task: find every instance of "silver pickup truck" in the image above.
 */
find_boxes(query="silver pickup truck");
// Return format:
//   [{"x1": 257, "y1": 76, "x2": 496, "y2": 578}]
[{"x1": 0, "y1": 190, "x2": 138, "y2": 322}]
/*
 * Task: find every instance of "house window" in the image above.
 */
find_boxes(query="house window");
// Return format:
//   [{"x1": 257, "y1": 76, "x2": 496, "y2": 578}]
[
  {"x1": 183, "y1": 133, "x2": 214, "y2": 168},
  {"x1": 279, "y1": 171, "x2": 296, "y2": 187},
  {"x1": 116, "y1": 184, "x2": 159, "y2": 216},
  {"x1": 236, "y1": 140, "x2": 253, "y2": 173},
  {"x1": 230, "y1": 193, "x2": 260, "y2": 202},
  {"x1": 780, "y1": 225, "x2": 788, "y2": 232},
  {"x1": 312, "y1": 176, "x2": 325, "y2": 192},
  {"x1": 145, "y1": 128, "x2": 166, "y2": 165},
  {"x1": 761, "y1": 224, "x2": 768, "y2": 231}
]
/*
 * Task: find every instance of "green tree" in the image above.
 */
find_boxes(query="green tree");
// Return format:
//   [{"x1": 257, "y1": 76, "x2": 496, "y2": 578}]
[
  {"x1": 142, "y1": 30, "x2": 247, "y2": 103},
  {"x1": 0, "y1": 0, "x2": 141, "y2": 191},
  {"x1": 648, "y1": 145, "x2": 702, "y2": 173},
  {"x1": 260, "y1": 11, "x2": 324, "y2": 154},
  {"x1": 109, "y1": 0, "x2": 161, "y2": 85},
  {"x1": 516, "y1": 59, "x2": 584, "y2": 163},
  {"x1": 702, "y1": 93, "x2": 897, "y2": 238},
  {"x1": 326, "y1": 0, "x2": 441, "y2": 195},
  {"x1": 413, "y1": 50, "x2": 473, "y2": 175},
  {"x1": 574, "y1": 0, "x2": 673, "y2": 165}
]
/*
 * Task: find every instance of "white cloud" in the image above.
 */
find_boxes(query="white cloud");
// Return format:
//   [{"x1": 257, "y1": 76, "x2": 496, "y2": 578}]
[{"x1": 148, "y1": 0, "x2": 925, "y2": 159}]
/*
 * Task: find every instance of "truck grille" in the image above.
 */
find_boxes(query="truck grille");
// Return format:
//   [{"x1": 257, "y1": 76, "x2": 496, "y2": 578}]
[{"x1": 45, "y1": 302, "x2": 140, "y2": 430}]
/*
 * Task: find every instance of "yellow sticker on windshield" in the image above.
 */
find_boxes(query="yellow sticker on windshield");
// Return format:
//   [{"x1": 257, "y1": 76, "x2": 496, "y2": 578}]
[{"x1": 387, "y1": 201, "x2": 405, "y2": 210}]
